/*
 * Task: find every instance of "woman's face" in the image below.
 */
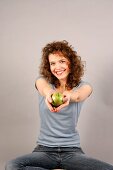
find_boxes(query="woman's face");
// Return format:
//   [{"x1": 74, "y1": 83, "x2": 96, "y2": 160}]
[{"x1": 48, "y1": 52, "x2": 70, "y2": 82}]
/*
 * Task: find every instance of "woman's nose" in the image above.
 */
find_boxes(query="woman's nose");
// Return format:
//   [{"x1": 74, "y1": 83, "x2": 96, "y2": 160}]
[{"x1": 55, "y1": 63, "x2": 61, "y2": 69}]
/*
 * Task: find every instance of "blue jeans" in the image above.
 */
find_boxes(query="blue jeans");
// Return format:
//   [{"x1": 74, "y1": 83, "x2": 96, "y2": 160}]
[{"x1": 5, "y1": 145, "x2": 113, "y2": 170}]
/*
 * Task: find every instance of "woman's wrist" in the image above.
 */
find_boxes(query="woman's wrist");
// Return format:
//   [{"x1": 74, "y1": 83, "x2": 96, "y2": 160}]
[{"x1": 43, "y1": 88, "x2": 54, "y2": 97}]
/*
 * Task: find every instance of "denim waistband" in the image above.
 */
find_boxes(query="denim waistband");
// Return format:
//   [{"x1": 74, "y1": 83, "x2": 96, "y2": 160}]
[{"x1": 33, "y1": 145, "x2": 84, "y2": 153}]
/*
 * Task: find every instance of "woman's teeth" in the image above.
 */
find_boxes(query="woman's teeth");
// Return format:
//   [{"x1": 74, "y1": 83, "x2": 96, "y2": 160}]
[{"x1": 56, "y1": 70, "x2": 64, "y2": 75}]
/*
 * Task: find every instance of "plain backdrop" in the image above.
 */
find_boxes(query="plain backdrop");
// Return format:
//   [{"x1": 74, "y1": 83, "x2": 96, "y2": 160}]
[{"x1": 0, "y1": 0, "x2": 113, "y2": 169}]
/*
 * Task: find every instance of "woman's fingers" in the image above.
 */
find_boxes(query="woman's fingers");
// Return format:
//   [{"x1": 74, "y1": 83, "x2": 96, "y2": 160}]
[
  {"x1": 56, "y1": 101, "x2": 69, "y2": 112},
  {"x1": 63, "y1": 95, "x2": 68, "y2": 103},
  {"x1": 45, "y1": 97, "x2": 57, "y2": 112}
]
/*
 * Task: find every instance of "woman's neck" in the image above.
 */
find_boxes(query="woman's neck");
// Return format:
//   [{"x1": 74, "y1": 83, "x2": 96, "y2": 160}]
[{"x1": 56, "y1": 80, "x2": 67, "y2": 93}]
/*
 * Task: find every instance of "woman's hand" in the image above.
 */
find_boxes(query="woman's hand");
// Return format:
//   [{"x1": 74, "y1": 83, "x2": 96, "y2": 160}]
[
  {"x1": 45, "y1": 89, "x2": 57, "y2": 112},
  {"x1": 45, "y1": 90, "x2": 72, "y2": 112}
]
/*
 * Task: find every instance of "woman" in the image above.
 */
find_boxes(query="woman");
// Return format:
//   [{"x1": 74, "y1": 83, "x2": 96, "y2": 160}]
[{"x1": 6, "y1": 40, "x2": 113, "y2": 170}]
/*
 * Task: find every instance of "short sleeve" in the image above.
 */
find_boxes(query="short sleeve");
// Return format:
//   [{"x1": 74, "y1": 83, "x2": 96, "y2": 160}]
[{"x1": 73, "y1": 80, "x2": 92, "y2": 91}]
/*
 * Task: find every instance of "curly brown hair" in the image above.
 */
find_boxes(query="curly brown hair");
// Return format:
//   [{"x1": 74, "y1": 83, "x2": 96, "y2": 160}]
[{"x1": 40, "y1": 40, "x2": 84, "y2": 89}]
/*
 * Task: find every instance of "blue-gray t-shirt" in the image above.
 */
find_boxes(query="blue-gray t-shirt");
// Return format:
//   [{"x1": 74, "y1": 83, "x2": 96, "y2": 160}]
[{"x1": 37, "y1": 81, "x2": 89, "y2": 147}]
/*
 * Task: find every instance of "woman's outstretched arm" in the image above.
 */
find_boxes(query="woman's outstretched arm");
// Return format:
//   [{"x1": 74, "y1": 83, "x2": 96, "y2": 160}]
[{"x1": 35, "y1": 77, "x2": 57, "y2": 112}]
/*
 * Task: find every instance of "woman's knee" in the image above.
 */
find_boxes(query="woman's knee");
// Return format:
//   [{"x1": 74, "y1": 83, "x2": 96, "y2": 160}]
[
  {"x1": 5, "y1": 160, "x2": 14, "y2": 170},
  {"x1": 5, "y1": 159, "x2": 20, "y2": 170}
]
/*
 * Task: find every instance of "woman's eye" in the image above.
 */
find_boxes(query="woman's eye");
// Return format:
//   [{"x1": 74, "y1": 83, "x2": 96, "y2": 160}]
[
  {"x1": 60, "y1": 60, "x2": 65, "y2": 63},
  {"x1": 50, "y1": 62, "x2": 55, "y2": 66}
]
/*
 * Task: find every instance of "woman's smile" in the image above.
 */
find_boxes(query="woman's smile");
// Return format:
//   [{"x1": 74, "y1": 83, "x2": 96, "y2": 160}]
[{"x1": 54, "y1": 69, "x2": 66, "y2": 76}]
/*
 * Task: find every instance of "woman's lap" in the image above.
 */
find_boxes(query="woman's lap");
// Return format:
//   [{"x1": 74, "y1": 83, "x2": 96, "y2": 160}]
[{"x1": 5, "y1": 150, "x2": 113, "y2": 170}]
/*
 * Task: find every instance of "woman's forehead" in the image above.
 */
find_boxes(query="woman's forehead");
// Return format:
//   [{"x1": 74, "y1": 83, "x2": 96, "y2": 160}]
[{"x1": 48, "y1": 53, "x2": 68, "y2": 61}]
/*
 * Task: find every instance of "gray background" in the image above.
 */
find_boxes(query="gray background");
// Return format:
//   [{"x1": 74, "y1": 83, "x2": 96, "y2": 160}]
[{"x1": 0, "y1": 0, "x2": 113, "y2": 169}]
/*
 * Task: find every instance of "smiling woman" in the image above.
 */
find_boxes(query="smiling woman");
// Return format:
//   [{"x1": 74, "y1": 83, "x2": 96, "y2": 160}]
[
  {"x1": 5, "y1": 40, "x2": 113, "y2": 170},
  {"x1": 40, "y1": 40, "x2": 84, "y2": 91}
]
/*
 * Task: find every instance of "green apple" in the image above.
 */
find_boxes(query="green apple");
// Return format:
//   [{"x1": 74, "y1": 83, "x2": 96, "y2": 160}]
[{"x1": 51, "y1": 92, "x2": 63, "y2": 107}]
